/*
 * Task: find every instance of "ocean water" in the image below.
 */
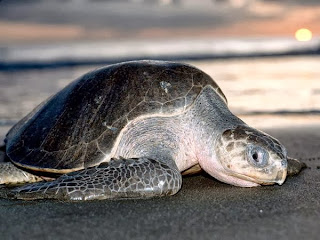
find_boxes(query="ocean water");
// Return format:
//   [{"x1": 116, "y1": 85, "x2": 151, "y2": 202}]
[
  {"x1": 0, "y1": 55, "x2": 319, "y2": 122},
  {"x1": 1, "y1": 37, "x2": 319, "y2": 67},
  {"x1": 0, "y1": 37, "x2": 319, "y2": 139}
]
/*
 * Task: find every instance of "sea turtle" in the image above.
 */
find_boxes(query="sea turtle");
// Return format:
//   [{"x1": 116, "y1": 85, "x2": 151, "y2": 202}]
[{"x1": 0, "y1": 60, "x2": 305, "y2": 201}]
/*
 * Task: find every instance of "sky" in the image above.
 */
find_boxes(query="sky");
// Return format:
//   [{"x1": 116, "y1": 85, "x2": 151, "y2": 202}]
[{"x1": 0, "y1": 0, "x2": 319, "y2": 44}]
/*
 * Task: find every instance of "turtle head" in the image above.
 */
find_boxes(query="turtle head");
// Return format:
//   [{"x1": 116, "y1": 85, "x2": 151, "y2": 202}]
[{"x1": 202, "y1": 125, "x2": 288, "y2": 187}]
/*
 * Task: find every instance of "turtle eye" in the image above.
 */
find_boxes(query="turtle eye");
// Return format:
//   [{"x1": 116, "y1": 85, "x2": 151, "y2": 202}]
[{"x1": 247, "y1": 145, "x2": 269, "y2": 167}]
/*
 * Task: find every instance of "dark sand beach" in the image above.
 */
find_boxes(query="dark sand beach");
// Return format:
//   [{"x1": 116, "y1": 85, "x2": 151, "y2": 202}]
[{"x1": 0, "y1": 124, "x2": 319, "y2": 240}]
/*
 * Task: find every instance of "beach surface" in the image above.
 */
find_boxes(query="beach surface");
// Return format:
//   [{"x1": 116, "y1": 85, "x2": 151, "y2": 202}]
[{"x1": 0, "y1": 124, "x2": 319, "y2": 240}]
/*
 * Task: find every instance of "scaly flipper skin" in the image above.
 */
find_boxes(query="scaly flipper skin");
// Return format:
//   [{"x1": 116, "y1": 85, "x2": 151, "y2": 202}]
[
  {"x1": 0, "y1": 162, "x2": 43, "y2": 185},
  {"x1": 0, "y1": 146, "x2": 43, "y2": 184},
  {"x1": 8, "y1": 158, "x2": 182, "y2": 201}
]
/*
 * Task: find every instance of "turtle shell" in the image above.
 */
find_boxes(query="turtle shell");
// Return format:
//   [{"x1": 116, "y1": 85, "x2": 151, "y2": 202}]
[{"x1": 5, "y1": 60, "x2": 227, "y2": 173}]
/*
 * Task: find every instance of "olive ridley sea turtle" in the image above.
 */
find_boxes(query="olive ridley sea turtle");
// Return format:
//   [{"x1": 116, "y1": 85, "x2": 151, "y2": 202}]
[{"x1": 0, "y1": 60, "x2": 305, "y2": 201}]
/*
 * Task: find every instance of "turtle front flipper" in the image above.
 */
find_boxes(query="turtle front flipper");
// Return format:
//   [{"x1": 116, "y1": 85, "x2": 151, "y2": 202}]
[
  {"x1": 287, "y1": 157, "x2": 306, "y2": 176},
  {"x1": 8, "y1": 158, "x2": 182, "y2": 201}
]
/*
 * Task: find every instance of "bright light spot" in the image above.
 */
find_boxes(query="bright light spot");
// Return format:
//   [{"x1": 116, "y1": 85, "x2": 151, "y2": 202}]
[{"x1": 295, "y1": 28, "x2": 313, "y2": 41}]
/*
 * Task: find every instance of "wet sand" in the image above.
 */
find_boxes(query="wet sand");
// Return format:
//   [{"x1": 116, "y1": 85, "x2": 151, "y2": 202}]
[{"x1": 0, "y1": 124, "x2": 319, "y2": 240}]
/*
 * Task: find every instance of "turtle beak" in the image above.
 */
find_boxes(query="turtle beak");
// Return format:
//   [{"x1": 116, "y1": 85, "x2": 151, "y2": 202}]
[{"x1": 275, "y1": 159, "x2": 288, "y2": 185}]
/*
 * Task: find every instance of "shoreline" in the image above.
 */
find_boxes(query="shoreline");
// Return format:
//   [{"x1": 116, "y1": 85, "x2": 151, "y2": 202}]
[{"x1": 1, "y1": 37, "x2": 319, "y2": 71}]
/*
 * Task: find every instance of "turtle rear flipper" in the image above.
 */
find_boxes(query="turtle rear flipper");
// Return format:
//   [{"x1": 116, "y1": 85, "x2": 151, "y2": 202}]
[
  {"x1": 0, "y1": 144, "x2": 43, "y2": 185},
  {"x1": 0, "y1": 162, "x2": 43, "y2": 185},
  {"x1": 287, "y1": 157, "x2": 306, "y2": 176},
  {"x1": 8, "y1": 157, "x2": 182, "y2": 201}
]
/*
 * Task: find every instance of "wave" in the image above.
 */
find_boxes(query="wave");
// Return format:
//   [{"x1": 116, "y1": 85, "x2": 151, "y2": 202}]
[{"x1": 1, "y1": 37, "x2": 319, "y2": 70}]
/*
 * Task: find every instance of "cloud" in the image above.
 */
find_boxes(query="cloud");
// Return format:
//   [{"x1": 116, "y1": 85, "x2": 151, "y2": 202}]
[
  {"x1": 247, "y1": 1, "x2": 285, "y2": 17},
  {"x1": 266, "y1": 0, "x2": 320, "y2": 6}
]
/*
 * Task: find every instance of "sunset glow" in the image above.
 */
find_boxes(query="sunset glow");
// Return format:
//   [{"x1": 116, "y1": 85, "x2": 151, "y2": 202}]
[{"x1": 295, "y1": 28, "x2": 313, "y2": 41}]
